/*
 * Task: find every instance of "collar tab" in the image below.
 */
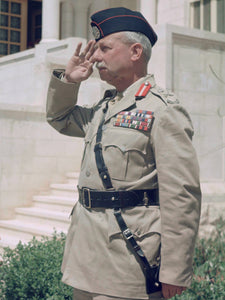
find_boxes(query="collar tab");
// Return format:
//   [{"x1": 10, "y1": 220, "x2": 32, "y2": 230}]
[{"x1": 135, "y1": 81, "x2": 151, "y2": 100}]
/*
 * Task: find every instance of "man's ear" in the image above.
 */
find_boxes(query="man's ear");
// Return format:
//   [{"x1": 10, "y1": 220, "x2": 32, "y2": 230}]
[{"x1": 130, "y1": 43, "x2": 143, "y2": 61}]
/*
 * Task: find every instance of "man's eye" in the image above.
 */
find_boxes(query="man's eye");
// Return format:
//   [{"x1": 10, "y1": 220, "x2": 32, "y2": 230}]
[{"x1": 101, "y1": 46, "x2": 110, "y2": 52}]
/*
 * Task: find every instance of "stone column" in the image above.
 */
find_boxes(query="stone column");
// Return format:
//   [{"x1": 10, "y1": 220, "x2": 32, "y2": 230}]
[
  {"x1": 140, "y1": 0, "x2": 157, "y2": 24},
  {"x1": 72, "y1": 0, "x2": 92, "y2": 39},
  {"x1": 211, "y1": 0, "x2": 217, "y2": 33},
  {"x1": 41, "y1": 0, "x2": 60, "y2": 43},
  {"x1": 61, "y1": 0, "x2": 74, "y2": 39}
]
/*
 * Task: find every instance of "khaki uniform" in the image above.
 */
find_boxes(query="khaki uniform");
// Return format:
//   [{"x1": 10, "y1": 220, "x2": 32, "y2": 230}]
[{"x1": 46, "y1": 71, "x2": 201, "y2": 299}]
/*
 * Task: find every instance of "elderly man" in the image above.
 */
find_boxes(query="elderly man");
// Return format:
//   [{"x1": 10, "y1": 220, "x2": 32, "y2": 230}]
[{"x1": 46, "y1": 7, "x2": 201, "y2": 300}]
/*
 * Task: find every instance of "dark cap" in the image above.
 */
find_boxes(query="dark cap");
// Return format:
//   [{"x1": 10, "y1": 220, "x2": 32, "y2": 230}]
[{"x1": 90, "y1": 7, "x2": 157, "y2": 47}]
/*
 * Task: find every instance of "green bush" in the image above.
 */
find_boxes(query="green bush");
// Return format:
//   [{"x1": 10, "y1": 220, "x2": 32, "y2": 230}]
[
  {"x1": 0, "y1": 219, "x2": 225, "y2": 299},
  {"x1": 0, "y1": 232, "x2": 73, "y2": 300},
  {"x1": 171, "y1": 217, "x2": 225, "y2": 300}
]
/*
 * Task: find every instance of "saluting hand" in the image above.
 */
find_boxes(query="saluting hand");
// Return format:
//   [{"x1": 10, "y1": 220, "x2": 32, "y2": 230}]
[{"x1": 64, "y1": 40, "x2": 96, "y2": 83}]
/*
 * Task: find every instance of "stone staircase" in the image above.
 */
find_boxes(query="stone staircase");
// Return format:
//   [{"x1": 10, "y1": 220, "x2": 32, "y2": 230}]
[
  {"x1": 1, "y1": 174, "x2": 225, "y2": 252},
  {"x1": 0, "y1": 172, "x2": 79, "y2": 251}
]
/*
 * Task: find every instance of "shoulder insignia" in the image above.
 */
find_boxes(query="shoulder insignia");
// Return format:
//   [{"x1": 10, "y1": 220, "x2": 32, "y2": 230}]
[
  {"x1": 135, "y1": 81, "x2": 151, "y2": 100},
  {"x1": 151, "y1": 85, "x2": 179, "y2": 105}
]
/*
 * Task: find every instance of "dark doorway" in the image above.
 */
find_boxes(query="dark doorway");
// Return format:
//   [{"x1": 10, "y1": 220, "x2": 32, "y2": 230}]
[{"x1": 27, "y1": 0, "x2": 42, "y2": 48}]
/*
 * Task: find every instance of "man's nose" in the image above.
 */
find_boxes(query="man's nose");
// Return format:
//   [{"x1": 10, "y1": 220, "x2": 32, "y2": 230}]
[{"x1": 91, "y1": 48, "x2": 102, "y2": 63}]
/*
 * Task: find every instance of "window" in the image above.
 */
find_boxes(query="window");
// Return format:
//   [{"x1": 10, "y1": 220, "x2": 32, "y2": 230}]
[
  {"x1": 0, "y1": 0, "x2": 28, "y2": 56},
  {"x1": 190, "y1": 0, "x2": 225, "y2": 33}
]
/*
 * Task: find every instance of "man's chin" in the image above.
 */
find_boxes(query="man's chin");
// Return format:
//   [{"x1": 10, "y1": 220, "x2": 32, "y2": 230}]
[
  {"x1": 98, "y1": 71, "x2": 116, "y2": 86},
  {"x1": 99, "y1": 72, "x2": 109, "y2": 81}
]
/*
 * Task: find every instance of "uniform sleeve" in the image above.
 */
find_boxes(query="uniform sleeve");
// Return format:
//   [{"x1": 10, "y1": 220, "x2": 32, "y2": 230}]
[
  {"x1": 46, "y1": 70, "x2": 95, "y2": 137},
  {"x1": 151, "y1": 104, "x2": 201, "y2": 287}
]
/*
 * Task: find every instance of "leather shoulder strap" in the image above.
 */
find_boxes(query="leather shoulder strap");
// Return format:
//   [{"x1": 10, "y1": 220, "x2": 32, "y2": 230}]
[{"x1": 94, "y1": 103, "x2": 114, "y2": 189}]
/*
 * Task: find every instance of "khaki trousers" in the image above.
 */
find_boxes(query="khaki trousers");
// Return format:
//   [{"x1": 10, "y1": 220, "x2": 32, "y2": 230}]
[{"x1": 73, "y1": 288, "x2": 164, "y2": 300}]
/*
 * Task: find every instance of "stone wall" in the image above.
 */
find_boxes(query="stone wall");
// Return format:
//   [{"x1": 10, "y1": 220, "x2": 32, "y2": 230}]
[
  {"x1": 0, "y1": 38, "x2": 105, "y2": 219},
  {"x1": 149, "y1": 23, "x2": 225, "y2": 201},
  {"x1": 1, "y1": 24, "x2": 225, "y2": 220},
  {"x1": 173, "y1": 34, "x2": 225, "y2": 183},
  {"x1": 0, "y1": 104, "x2": 84, "y2": 219},
  {"x1": 157, "y1": 0, "x2": 188, "y2": 27}
]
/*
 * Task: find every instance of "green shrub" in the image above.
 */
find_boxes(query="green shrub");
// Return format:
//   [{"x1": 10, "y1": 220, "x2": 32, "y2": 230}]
[
  {"x1": 0, "y1": 232, "x2": 73, "y2": 300},
  {"x1": 0, "y1": 219, "x2": 225, "y2": 299},
  {"x1": 171, "y1": 217, "x2": 225, "y2": 300}
]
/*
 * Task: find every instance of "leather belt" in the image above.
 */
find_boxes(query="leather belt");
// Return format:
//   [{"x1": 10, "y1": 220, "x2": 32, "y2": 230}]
[{"x1": 78, "y1": 187, "x2": 159, "y2": 209}]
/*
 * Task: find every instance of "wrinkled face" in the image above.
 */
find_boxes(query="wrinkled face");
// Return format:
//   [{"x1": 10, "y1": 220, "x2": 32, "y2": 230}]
[{"x1": 92, "y1": 32, "x2": 133, "y2": 86}]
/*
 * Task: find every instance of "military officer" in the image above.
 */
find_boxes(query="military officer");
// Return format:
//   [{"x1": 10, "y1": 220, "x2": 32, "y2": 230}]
[{"x1": 46, "y1": 7, "x2": 201, "y2": 300}]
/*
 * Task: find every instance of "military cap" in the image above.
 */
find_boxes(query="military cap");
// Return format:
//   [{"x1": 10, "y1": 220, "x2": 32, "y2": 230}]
[{"x1": 90, "y1": 7, "x2": 157, "y2": 47}]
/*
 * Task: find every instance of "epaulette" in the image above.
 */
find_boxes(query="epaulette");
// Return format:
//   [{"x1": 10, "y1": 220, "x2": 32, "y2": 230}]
[
  {"x1": 135, "y1": 81, "x2": 151, "y2": 100},
  {"x1": 150, "y1": 85, "x2": 179, "y2": 105}
]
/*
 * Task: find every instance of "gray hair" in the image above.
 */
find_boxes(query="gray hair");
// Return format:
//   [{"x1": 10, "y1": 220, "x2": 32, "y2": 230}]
[{"x1": 122, "y1": 31, "x2": 152, "y2": 63}]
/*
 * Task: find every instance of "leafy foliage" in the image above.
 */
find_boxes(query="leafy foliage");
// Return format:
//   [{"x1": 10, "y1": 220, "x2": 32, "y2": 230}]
[
  {"x1": 0, "y1": 219, "x2": 225, "y2": 299},
  {"x1": 0, "y1": 232, "x2": 73, "y2": 300},
  {"x1": 171, "y1": 217, "x2": 225, "y2": 300}
]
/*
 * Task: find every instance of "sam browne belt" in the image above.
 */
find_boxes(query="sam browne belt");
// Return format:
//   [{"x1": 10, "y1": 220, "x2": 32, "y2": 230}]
[
  {"x1": 78, "y1": 187, "x2": 159, "y2": 209},
  {"x1": 80, "y1": 100, "x2": 161, "y2": 295}
]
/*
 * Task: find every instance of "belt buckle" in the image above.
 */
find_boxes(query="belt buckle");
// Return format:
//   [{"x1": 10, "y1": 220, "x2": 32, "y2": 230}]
[
  {"x1": 123, "y1": 228, "x2": 133, "y2": 240},
  {"x1": 82, "y1": 188, "x2": 91, "y2": 208}
]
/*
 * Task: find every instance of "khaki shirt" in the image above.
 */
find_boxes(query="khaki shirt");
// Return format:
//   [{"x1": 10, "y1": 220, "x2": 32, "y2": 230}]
[{"x1": 46, "y1": 71, "x2": 201, "y2": 299}]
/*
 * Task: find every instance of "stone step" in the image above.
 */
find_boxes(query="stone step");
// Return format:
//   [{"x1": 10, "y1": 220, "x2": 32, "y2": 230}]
[
  {"x1": 201, "y1": 182, "x2": 225, "y2": 202},
  {"x1": 66, "y1": 172, "x2": 80, "y2": 184},
  {"x1": 50, "y1": 183, "x2": 77, "y2": 197},
  {"x1": 15, "y1": 207, "x2": 71, "y2": 227},
  {"x1": 0, "y1": 219, "x2": 67, "y2": 249},
  {"x1": 0, "y1": 231, "x2": 34, "y2": 250},
  {"x1": 33, "y1": 194, "x2": 77, "y2": 211},
  {"x1": 0, "y1": 172, "x2": 81, "y2": 252}
]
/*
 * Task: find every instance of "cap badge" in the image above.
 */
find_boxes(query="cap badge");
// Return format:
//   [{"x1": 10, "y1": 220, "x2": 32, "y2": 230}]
[{"x1": 92, "y1": 26, "x2": 101, "y2": 39}]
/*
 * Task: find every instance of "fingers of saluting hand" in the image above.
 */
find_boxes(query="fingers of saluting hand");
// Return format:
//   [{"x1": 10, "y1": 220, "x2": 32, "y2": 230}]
[
  {"x1": 65, "y1": 40, "x2": 96, "y2": 83},
  {"x1": 74, "y1": 40, "x2": 96, "y2": 61},
  {"x1": 85, "y1": 40, "x2": 96, "y2": 61}
]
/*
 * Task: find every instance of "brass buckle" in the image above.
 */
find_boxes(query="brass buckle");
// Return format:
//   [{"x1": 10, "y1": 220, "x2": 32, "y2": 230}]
[
  {"x1": 82, "y1": 188, "x2": 91, "y2": 208},
  {"x1": 123, "y1": 228, "x2": 133, "y2": 240}
]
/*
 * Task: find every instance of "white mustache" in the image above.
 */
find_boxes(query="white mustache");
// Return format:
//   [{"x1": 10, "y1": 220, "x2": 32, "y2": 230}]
[{"x1": 96, "y1": 62, "x2": 106, "y2": 69}]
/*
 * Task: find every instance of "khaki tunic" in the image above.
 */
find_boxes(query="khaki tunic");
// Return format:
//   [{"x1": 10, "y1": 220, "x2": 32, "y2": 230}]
[{"x1": 46, "y1": 71, "x2": 201, "y2": 299}]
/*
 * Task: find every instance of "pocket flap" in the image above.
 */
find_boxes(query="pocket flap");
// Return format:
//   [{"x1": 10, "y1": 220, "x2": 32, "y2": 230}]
[
  {"x1": 108, "y1": 206, "x2": 161, "y2": 239},
  {"x1": 103, "y1": 127, "x2": 148, "y2": 154}
]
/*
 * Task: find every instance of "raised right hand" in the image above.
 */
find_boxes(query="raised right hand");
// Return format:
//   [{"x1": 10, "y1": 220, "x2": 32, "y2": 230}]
[{"x1": 65, "y1": 40, "x2": 96, "y2": 83}]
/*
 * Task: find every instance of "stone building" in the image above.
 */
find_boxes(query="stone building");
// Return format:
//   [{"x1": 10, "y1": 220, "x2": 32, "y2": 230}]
[{"x1": 0, "y1": 0, "x2": 225, "y2": 247}]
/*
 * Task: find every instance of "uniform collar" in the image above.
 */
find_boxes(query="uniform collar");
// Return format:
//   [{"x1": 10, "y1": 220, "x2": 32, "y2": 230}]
[
  {"x1": 123, "y1": 74, "x2": 156, "y2": 96},
  {"x1": 104, "y1": 74, "x2": 156, "y2": 123}
]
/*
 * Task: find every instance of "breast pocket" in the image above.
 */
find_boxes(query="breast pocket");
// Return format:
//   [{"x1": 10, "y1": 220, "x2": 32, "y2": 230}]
[
  {"x1": 102, "y1": 127, "x2": 149, "y2": 181},
  {"x1": 80, "y1": 125, "x2": 96, "y2": 171}
]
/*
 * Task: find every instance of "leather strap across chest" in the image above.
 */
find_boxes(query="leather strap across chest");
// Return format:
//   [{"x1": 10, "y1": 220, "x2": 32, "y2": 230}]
[
  {"x1": 94, "y1": 101, "x2": 114, "y2": 190},
  {"x1": 79, "y1": 96, "x2": 161, "y2": 295}
]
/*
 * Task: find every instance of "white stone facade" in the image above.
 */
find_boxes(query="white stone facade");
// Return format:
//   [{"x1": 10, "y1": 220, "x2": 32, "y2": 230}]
[
  {"x1": 0, "y1": 0, "x2": 225, "y2": 221},
  {"x1": 149, "y1": 24, "x2": 225, "y2": 194}
]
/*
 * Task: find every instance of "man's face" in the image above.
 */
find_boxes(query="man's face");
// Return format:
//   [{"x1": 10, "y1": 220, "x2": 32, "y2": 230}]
[{"x1": 92, "y1": 33, "x2": 133, "y2": 86}]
